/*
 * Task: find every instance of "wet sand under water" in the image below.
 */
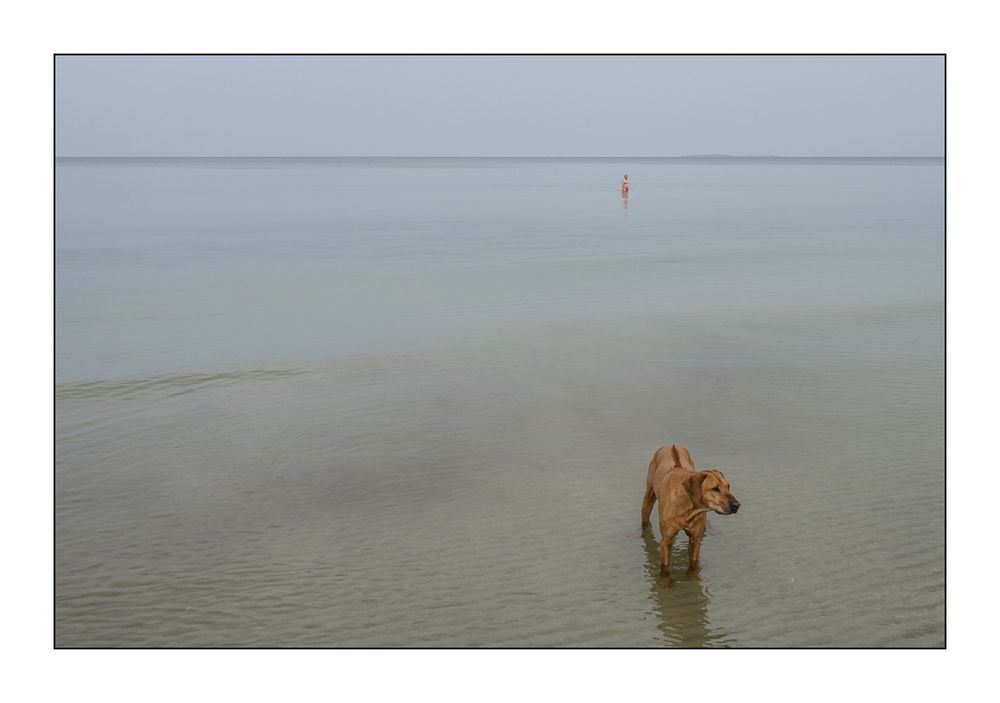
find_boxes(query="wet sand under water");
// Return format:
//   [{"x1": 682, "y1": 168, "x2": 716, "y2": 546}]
[{"x1": 56, "y1": 313, "x2": 943, "y2": 647}]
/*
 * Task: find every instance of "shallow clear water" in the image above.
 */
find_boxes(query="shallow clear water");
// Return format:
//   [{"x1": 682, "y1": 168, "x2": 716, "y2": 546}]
[{"x1": 55, "y1": 157, "x2": 944, "y2": 647}]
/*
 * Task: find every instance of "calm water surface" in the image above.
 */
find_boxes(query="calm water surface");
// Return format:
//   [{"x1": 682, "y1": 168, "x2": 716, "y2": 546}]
[{"x1": 55, "y1": 157, "x2": 944, "y2": 646}]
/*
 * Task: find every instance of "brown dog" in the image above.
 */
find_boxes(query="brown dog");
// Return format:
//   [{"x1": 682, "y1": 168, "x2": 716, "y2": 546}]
[{"x1": 641, "y1": 444, "x2": 740, "y2": 575}]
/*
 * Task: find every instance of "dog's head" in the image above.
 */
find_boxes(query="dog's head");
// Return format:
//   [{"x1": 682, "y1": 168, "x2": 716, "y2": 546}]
[{"x1": 687, "y1": 470, "x2": 740, "y2": 515}]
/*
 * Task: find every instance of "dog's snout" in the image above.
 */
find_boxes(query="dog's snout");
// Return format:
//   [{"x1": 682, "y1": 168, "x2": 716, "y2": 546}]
[{"x1": 730, "y1": 499, "x2": 740, "y2": 513}]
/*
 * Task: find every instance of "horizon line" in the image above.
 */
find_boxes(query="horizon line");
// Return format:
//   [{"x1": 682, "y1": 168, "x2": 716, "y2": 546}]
[{"x1": 55, "y1": 154, "x2": 944, "y2": 160}]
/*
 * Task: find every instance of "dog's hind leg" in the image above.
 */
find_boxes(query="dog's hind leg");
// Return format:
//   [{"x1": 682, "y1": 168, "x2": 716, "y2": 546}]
[{"x1": 640, "y1": 484, "x2": 656, "y2": 531}]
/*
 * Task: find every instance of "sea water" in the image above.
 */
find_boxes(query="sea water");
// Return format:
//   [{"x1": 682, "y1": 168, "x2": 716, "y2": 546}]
[{"x1": 55, "y1": 157, "x2": 944, "y2": 646}]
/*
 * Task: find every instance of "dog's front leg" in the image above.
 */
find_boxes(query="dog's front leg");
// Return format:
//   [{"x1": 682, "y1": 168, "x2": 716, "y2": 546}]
[
  {"x1": 686, "y1": 514, "x2": 707, "y2": 572},
  {"x1": 659, "y1": 525, "x2": 679, "y2": 574},
  {"x1": 687, "y1": 533, "x2": 703, "y2": 571}
]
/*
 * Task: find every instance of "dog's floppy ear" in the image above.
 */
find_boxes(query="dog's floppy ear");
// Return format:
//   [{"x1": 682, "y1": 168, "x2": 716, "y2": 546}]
[{"x1": 683, "y1": 471, "x2": 706, "y2": 505}]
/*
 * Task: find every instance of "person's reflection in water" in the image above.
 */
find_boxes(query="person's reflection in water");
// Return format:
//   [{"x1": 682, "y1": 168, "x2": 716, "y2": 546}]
[
  {"x1": 621, "y1": 188, "x2": 629, "y2": 210},
  {"x1": 642, "y1": 531, "x2": 729, "y2": 647}
]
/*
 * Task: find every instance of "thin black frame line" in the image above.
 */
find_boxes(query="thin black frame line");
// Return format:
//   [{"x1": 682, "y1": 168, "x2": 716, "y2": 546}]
[
  {"x1": 52, "y1": 52, "x2": 58, "y2": 652},
  {"x1": 942, "y1": 52, "x2": 947, "y2": 650},
  {"x1": 53, "y1": 52, "x2": 946, "y2": 57},
  {"x1": 52, "y1": 52, "x2": 947, "y2": 650}
]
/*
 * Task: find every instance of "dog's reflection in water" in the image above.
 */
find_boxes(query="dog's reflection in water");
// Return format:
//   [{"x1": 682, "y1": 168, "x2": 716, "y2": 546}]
[{"x1": 642, "y1": 531, "x2": 728, "y2": 647}]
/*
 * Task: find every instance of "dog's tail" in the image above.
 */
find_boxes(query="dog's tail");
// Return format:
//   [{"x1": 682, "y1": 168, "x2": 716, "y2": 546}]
[{"x1": 670, "y1": 444, "x2": 696, "y2": 470}]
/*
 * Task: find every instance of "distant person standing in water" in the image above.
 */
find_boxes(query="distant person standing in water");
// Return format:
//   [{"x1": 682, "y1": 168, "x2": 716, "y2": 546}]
[{"x1": 621, "y1": 174, "x2": 629, "y2": 195}]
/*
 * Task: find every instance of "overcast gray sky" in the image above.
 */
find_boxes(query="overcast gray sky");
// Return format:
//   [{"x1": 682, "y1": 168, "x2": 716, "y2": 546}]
[{"x1": 55, "y1": 55, "x2": 943, "y2": 157}]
